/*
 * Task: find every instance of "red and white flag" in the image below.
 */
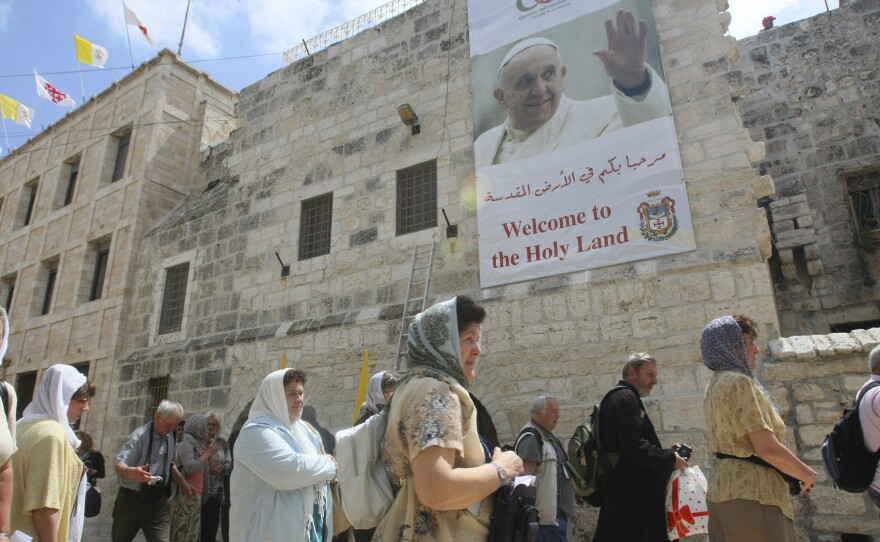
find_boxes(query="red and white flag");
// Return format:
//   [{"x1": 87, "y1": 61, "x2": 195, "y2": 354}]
[
  {"x1": 123, "y1": 2, "x2": 156, "y2": 46},
  {"x1": 34, "y1": 71, "x2": 76, "y2": 107}
]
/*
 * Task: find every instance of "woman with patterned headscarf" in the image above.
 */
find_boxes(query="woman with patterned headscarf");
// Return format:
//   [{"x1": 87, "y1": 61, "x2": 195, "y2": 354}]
[
  {"x1": 12, "y1": 364, "x2": 95, "y2": 542},
  {"x1": 702, "y1": 315, "x2": 817, "y2": 542},
  {"x1": 170, "y1": 414, "x2": 216, "y2": 542},
  {"x1": 230, "y1": 369, "x2": 336, "y2": 542},
  {"x1": 373, "y1": 295, "x2": 523, "y2": 542}
]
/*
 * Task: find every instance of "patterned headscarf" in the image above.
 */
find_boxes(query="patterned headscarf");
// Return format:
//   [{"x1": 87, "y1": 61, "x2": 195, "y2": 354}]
[
  {"x1": 183, "y1": 414, "x2": 210, "y2": 459},
  {"x1": 700, "y1": 316, "x2": 753, "y2": 377},
  {"x1": 363, "y1": 371, "x2": 387, "y2": 416},
  {"x1": 407, "y1": 297, "x2": 468, "y2": 388},
  {"x1": 701, "y1": 315, "x2": 777, "y2": 412}
]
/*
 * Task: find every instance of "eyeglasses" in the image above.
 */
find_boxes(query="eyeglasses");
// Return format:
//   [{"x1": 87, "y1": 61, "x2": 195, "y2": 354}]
[
  {"x1": 73, "y1": 397, "x2": 90, "y2": 406},
  {"x1": 207, "y1": 422, "x2": 219, "y2": 427}
]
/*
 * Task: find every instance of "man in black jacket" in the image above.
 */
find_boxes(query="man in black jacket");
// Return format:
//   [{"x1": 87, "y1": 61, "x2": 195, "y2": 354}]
[{"x1": 593, "y1": 353, "x2": 688, "y2": 542}]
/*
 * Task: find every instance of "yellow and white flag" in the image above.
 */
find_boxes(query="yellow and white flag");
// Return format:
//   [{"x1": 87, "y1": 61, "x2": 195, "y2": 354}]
[
  {"x1": 0, "y1": 94, "x2": 35, "y2": 128},
  {"x1": 74, "y1": 34, "x2": 108, "y2": 68}
]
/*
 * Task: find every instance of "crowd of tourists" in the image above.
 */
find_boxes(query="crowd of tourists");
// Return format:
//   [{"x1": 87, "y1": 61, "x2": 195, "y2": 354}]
[{"x1": 0, "y1": 297, "x2": 878, "y2": 542}]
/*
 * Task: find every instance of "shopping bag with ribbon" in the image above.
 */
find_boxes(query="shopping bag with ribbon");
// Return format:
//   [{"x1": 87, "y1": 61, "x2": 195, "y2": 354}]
[{"x1": 665, "y1": 465, "x2": 709, "y2": 540}]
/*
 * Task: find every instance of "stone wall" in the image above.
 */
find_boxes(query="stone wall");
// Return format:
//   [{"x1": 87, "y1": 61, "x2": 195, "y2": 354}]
[
  {"x1": 95, "y1": 0, "x2": 790, "y2": 538},
  {"x1": 762, "y1": 328, "x2": 880, "y2": 538},
  {"x1": 732, "y1": 0, "x2": 880, "y2": 336}
]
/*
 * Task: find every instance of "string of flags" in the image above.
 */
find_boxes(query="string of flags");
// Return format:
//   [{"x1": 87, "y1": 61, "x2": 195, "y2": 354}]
[{"x1": 1, "y1": 1, "x2": 157, "y2": 153}]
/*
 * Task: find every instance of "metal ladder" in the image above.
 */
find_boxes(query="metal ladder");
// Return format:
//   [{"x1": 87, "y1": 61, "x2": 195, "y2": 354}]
[{"x1": 394, "y1": 243, "x2": 435, "y2": 371}]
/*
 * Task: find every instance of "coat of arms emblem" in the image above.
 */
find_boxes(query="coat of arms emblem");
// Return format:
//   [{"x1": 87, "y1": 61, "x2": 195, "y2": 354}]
[{"x1": 637, "y1": 190, "x2": 678, "y2": 242}]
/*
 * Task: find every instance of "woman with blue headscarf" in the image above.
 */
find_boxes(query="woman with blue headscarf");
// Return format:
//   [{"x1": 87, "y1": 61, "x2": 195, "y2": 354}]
[
  {"x1": 702, "y1": 315, "x2": 816, "y2": 542},
  {"x1": 373, "y1": 295, "x2": 523, "y2": 542}
]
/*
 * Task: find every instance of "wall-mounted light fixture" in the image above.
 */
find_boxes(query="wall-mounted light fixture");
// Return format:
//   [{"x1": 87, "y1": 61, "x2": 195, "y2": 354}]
[
  {"x1": 442, "y1": 208, "x2": 457, "y2": 238},
  {"x1": 397, "y1": 104, "x2": 420, "y2": 135},
  {"x1": 275, "y1": 251, "x2": 290, "y2": 278}
]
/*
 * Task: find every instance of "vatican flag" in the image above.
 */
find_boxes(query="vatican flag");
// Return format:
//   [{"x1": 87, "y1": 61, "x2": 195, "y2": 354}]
[
  {"x1": 0, "y1": 94, "x2": 34, "y2": 128},
  {"x1": 74, "y1": 34, "x2": 108, "y2": 68}
]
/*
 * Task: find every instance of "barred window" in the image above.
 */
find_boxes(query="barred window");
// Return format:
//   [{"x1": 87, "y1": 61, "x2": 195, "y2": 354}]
[
  {"x1": 298, "y1": 193, "x2": 333, "y2": 260},
  {"x1": 148, "y1": 375, "x2": 170, "y2": 421},
  {"x1": 396, "y1": 160, "x2": 437, "y2": 235},
  {"x1": 158, "y1": 263, "x2": 189, "y2": 334},
  {"x1": 844, "y1": 167, "x2": 880, "y2": 238}
]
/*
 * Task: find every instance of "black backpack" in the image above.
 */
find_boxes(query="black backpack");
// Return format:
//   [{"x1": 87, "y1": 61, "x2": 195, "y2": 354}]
[
  {"x1": 564, "y1": 386, "x2": 626, "y2": 507},
  {"x1": 821, "y1": 381, "x2": 880, "y2": 493},
  {"x1": 487, "y1": 481, "x2": 540, "y2": 542}
]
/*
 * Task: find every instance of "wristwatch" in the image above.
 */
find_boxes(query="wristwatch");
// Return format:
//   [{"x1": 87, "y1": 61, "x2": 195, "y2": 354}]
[{"x1": 490, "y1": 461, "x2": 507, "y2": 487}]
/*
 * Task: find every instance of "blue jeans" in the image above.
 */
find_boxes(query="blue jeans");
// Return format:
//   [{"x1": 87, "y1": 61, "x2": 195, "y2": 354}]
[{"x1": 538, "y1": 514, "x2": 568, "y2": 542}]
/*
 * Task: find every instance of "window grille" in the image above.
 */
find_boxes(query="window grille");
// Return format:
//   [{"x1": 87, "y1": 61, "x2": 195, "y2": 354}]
[
  {"x1": 396, "y1": 160, "x2": 437, "y2": 235},
  {"x1": 843, "y1": 167, "x2": 880, "y2": 239},
  {"x1": 298, "y1": 193, "x2": 333, "y2": 260},
  {"x1": 147, "y1": 375, "x2": 170, "y2": 421},
  {"x1": 158, "y1": 263, "x2": 189, "y2": 334}
]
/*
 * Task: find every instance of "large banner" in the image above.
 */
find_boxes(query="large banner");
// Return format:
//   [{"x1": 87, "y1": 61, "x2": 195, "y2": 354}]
[{"x1": 469, "y1": 0, "x2": 695, "y2": 288}]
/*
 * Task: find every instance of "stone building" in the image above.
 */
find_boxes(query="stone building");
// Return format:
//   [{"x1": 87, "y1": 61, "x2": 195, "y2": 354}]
[
  {"x1": 1, "y1": 0, "x2": 878, "y2": 540},
  {"x1": 732, "y1": 0, "x2": 880, "y2": 336},
  {"x1": 105, "y1": 0, "x2": 780, "y2": 537},
  {"x1": 0, "y1": 49, "x2": 235, "y2": 478}
]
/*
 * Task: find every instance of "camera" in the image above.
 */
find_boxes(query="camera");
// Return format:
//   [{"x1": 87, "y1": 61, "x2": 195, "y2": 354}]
[
  {"x1": 678, "y1": 444, "x2": 693, "y2": 459},
  {"x1": 147, "y1": 475, "x2": 163, "y2": 486}
]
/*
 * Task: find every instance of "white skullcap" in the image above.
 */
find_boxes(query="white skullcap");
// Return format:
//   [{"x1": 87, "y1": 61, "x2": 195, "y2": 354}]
[{"x1": 498, "y1": 37, "x2": 560, "y2": 75}]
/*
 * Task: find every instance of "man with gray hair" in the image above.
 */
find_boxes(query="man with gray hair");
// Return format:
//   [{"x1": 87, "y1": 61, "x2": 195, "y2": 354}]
[
  {"x1": 858, "y1": 345, "x2": 880, "y2": 509},
  {"x1": 594, "y1": 353, "x2": 688, "y2": 541},
  {"x1": 474, "y1": 10, "x2": 672, "y2": 167},
  {"x1": 514, "y1": 393, "x2": 574, "y2": 541},
  {"x1": 112, "y1": 400, "x2": 194, "y2": 542}
]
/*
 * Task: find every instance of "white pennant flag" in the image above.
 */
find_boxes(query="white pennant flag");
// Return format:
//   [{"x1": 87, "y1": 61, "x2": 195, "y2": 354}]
[{"x1": 123, "y1": 2, "x2": 156, "y2": 46}]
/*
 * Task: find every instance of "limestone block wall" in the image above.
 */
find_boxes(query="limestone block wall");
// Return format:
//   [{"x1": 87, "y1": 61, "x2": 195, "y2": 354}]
[
  {"x1": 732, "y1": 0, "x2": 880, "y2": 335},
  {"x1": 0, "y1": 51, "x2": 236, "y2": 515},
  {"x1": 84, "y1": 0, "x2": 818, "y2": 539},
  {"x1": 761, "y1": 328, "x2": 880, "y2": 538}
]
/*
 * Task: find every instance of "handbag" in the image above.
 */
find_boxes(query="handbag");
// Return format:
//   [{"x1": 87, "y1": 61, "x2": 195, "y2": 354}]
[
  {"x1": 665, "y1": 466, "x2": 709, "y2": 540},
  {"x1": 84, "y1": 484, "x2": 101, "y2": 518},
  {"x1": 487, "y1": 481, "x2": 540, "y2": 542}
]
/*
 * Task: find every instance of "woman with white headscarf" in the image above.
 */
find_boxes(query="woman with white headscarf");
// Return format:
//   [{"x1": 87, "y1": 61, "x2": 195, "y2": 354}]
[
  {"x1": 373, "y1": 295, "x2": 523, "y2": 542},
  {"x1": 0, "y1": 308, "x2": 17, "y2": 542},
  {"x1": 11, "y1": 364, "x2": 95, "y2": 542},
  {"x1": 230, "y1": 369, "x2": 336, "y2": 542}
]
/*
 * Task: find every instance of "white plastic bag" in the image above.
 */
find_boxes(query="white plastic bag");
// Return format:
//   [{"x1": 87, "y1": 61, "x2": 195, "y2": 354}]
[{"x1": 666, "y1": 465, "x2": 709, "y2": 540}]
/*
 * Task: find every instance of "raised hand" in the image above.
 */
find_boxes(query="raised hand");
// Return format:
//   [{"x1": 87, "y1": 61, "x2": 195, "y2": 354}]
[{"x1": 593, "y1": 9, "x2": 650, "y2": 90}]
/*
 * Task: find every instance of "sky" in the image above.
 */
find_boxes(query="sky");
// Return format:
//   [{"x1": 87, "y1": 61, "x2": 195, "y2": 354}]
[{"x1": 0, "y1": 0, "x2": 833, "y2": 154}]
